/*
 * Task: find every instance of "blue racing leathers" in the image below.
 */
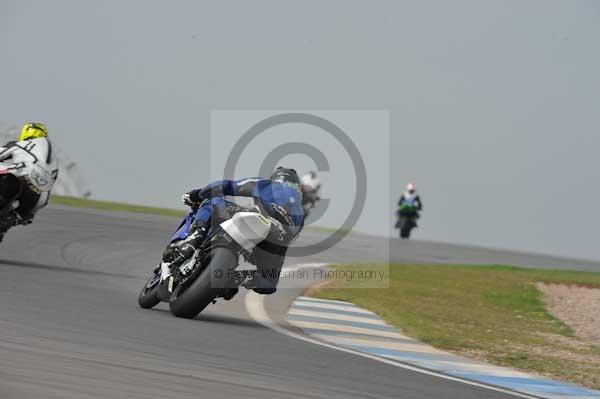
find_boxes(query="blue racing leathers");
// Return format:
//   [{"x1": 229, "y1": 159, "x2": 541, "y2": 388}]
[{"x1": 192, "y1": 178, "x2": 304, "y2": 294}]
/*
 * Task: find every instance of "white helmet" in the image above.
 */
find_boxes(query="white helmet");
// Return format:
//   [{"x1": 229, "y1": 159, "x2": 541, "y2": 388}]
[
  {"x1": 405, "y1": 182, "x2": 417, "y2": 195},
  {"x1": 301, "y1": 171, "x2": 320, "y2": 192}
]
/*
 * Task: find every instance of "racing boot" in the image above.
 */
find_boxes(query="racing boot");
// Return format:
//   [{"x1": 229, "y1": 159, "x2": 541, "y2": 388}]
[
  {"x1": 242, "y1": 269, "x2": 277, "y2": 295},
  {"x1": 161, "y1": 221, "x2": 208, "y2": 274}
]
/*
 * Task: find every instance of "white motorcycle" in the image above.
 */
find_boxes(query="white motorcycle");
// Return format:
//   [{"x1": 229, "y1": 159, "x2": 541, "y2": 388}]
[{"x1": 0, "y1": 160, "x2": 53, "y2": 240}]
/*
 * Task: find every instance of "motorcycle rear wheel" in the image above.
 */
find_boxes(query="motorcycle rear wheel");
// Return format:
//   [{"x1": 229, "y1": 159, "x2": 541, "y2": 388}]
[{"x1": 169, "y1": 247, "x2": 238, "y2": 319}]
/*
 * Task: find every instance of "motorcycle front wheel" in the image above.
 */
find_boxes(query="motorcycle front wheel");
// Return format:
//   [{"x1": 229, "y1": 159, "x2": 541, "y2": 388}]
[
  {"x1": 399, "y1": 218, "x2": 412, "y2": 239},
  {"x1": 138, "y1": 271, "x2": 161, "y2": 309}
]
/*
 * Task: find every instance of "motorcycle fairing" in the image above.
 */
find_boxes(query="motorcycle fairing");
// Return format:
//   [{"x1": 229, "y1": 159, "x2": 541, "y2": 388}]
[{"x1": 170, "y1": 212, "x2": 195, "y2": 242}]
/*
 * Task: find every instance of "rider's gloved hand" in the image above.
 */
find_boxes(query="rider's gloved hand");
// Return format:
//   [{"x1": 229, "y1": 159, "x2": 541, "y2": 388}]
[{"x1": 181, "y1": 190, "x2": 201, "y2": 207}]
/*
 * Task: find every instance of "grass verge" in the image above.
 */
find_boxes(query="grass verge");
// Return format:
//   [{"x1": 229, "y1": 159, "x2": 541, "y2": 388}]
[
  {"x1": 50, "y1": 195, "x2": 346, "y2": 234},
  {"x1": 50, "y1": 195, "x2": 185, "y2": 218},
  {"x1": 313, "y1": 264, "x2": 600, "y2": 389}
]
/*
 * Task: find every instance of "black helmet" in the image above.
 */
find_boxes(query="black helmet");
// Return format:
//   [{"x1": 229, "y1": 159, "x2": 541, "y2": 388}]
[{"x1": 271, "y1": 167, "x2": 301, "y2": 191}]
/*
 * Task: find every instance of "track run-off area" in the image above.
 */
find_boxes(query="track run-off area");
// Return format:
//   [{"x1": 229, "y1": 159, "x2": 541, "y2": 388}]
[{"x1": 1, "y1": 205, "x2": 598, "y2": 399}]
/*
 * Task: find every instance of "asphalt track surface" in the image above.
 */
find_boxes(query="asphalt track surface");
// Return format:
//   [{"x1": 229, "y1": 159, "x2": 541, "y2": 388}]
[{"x1": 1, "y1": 206, "x2": 598, "y2": 399}]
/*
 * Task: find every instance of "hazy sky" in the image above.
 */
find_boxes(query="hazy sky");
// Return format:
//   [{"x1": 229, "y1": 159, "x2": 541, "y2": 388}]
[{"x1": 1, "y1": 0, "x2": 599, "y2": 260}]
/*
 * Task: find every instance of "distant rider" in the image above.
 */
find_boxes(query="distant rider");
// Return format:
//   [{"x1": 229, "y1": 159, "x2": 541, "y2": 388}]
[
  {"x1": 396, "y1": 182, "x2": 423, "y2": 223},
  {"x1": 398, "y1": 183, "x2": 422, "y2": 210},
  {"x1": 0, "y1": 123, "x2": 58, "y2": 239},
  {"x1": 162, "y1": 167, "x2": 304, "y2": 295},
  {"x1": 300, "y1": 171, "x2": 321, "y2": 215}
]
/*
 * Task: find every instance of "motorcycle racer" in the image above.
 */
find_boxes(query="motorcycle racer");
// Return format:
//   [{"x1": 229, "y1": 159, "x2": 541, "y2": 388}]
[
  {"x1": 300, "y1": 171, "x2": 321, "y2": 215},
  {"x1": 395, "y1": 182, "x2": 423, "y2": 238},
  {"x1": 162, "y1": 167, "x2": 304, "y2": 295},
  {"x1": 0, "y1": 123, "x2": 58, "y2": 240},
  {"x1": 398, "y1": 182, "x2": 423, "y2": 212}
]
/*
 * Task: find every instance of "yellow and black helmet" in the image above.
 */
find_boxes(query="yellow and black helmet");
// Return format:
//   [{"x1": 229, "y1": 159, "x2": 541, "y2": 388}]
[{"x1": 20, "y1": 122, "x2": 49, "y2": 141}]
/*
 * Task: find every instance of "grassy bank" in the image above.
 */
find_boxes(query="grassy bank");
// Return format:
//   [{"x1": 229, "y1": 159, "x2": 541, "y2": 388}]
[
  {"x1": 50, "y1": 195, "x2": 347, "y2": 234},
  {"x1": 313, "y1": 264, "x2": 600, "y2": 389},
  {"x1": 50, "y1": 195, "x2": 346, "y2": 234},
  {"x1": 50, "y1": 195, "x2": 185, "y2": 218}
]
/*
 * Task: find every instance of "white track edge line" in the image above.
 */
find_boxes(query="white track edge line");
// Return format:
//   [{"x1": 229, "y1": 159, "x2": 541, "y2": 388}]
[{"x1": 244, "y1": 291, "x2": 542, "y2": 399}]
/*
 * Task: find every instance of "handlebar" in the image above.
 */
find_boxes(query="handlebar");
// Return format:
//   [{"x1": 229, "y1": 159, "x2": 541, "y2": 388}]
[{"x1": 190, "y1": 198, "x2": 209, "y2": 213}]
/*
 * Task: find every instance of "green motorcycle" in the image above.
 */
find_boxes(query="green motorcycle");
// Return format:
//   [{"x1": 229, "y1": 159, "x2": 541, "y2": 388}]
[{"x1": 395, "y1": 204, "x2": 419, "y2": 239}]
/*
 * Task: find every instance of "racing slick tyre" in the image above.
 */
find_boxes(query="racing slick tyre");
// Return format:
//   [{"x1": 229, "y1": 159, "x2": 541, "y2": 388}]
[
  {"x1": 138, "y1": 271, "x2": 161, "y2": 309},
  {"x1": 400, "y1": 221, "x2": 412, "y2": 239},
  {"x1": 169, "y1": 247, "x2": 237, "y2": 319}
]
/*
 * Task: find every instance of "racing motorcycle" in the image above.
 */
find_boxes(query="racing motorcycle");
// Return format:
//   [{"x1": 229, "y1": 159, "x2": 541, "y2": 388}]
[
  {"x1": 395, "y1": 204, "x2": 419, "y2": 239},
  {"x1": 138, "y1": 200, "x2": 275, "y2": 319},
  {"x1": 0, "y1": 161, "x2": 52, "y2": 240},
  {"x1": 301, "y1": 188, "x2": 320, "y2": 217},
  {"x1": 0, "y1": 173, "x2": 21, "y2": 240},
  {"x1": 301, "y1": 193, "x2": 318, "y2": 217}
]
